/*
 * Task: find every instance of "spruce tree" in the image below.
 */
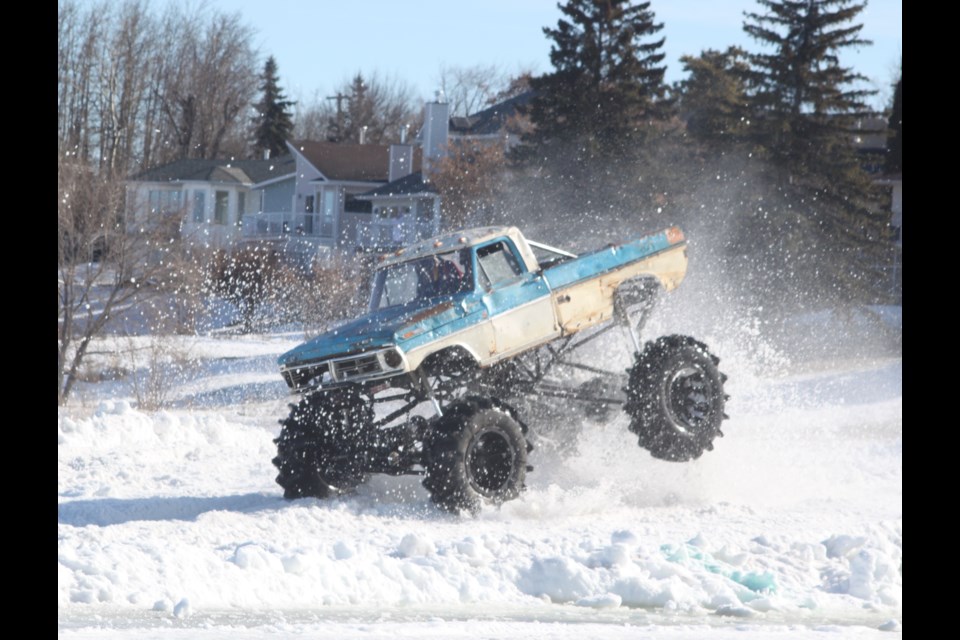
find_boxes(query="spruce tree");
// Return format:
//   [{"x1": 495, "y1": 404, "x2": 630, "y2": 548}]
[
  {"x1": 342, "y1": 74, "x2": 376, "y2": 143},
  {"x1": 252, "y1": 56, "x2": 294, "y2": 158},
  {"x1": 523, "y1": 0, "x2": 670, "y2": 162},
  {"x1": 513, "y1": 0, "x2": 674, "y2": 225},
  {"x1": 739, "y1": 0, "x2": 889, "y2": 304},
  {"x1": 886, "y1": 72, "x2": 901, "y2": 173},
  {"x1": 677, "y1": 47, "x2": 751, "y2": 150},
  {"x1": 325, "y1": 73, "x2": 415, "y2": 144},
  {"x1": 744, "y1": 0, "x2": 874, "y2": 177}
]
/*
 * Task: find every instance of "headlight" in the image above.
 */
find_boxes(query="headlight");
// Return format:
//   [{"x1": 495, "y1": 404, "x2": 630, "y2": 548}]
[{"x1": 383, "y1": 348, "x2": 404, "y2": 369}]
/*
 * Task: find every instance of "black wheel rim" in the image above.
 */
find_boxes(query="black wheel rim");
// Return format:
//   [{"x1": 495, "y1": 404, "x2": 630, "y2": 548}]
[
  {"x1": 466, "y1": 429, "x2": 515, "y2": 496},
  {"x1": 665, "y1": 366, "x2": 713, "y2": 434}
]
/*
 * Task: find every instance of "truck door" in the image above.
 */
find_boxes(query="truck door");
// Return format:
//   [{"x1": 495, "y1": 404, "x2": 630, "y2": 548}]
[{"x1": 477, "y1": 240, "x2": 560, "y2": 357}]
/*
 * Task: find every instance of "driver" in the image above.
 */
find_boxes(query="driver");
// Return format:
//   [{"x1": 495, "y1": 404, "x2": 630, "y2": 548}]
[{"x1": 434, "y1": 256, "x2": 465, "y2": 296}]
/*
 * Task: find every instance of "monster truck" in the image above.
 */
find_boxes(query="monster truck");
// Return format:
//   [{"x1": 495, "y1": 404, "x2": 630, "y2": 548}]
[{"x1": 274, "y1": 226, "x2": 728, "y2": 513}]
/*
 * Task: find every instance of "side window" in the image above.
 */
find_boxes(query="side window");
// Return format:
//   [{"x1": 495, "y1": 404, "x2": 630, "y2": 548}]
[{"x1": 477, "y1": 242, "x2": 522, "y2": 288}]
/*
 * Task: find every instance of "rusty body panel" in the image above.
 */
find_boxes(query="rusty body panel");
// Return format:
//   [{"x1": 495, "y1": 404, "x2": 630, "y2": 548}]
[{"x1": 549, "y1": 242, "x2": 688, "y2": 335}]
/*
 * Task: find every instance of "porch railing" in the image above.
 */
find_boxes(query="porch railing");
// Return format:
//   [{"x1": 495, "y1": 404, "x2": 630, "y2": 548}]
[
  {"x1": 241, "y1": 212, "x2": 333, "y2": 238},
  {"x1": 355, "y1": 218, "x2": 437, "y2": 249}
]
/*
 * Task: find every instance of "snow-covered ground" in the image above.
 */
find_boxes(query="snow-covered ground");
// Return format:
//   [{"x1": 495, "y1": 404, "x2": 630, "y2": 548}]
[{"x1": 58, "y1": 316, "x2": 901, "y2": 639}]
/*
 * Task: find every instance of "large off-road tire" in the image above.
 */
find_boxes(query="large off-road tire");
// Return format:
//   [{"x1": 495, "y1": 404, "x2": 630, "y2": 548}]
[
  {"x1": 624, "y1": 335, "x2": 728, "y2": 462},
  {"x1": 273, "y1": 386, "x2": 373, "y2": 499},
  {"x1": 422, "y1": 397, "x2": 532, "y2": 514}
]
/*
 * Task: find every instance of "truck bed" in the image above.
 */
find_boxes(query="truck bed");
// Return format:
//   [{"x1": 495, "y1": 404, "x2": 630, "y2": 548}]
[{"x1": 543, "y1": 228, "x2": 688, "y2": 335}]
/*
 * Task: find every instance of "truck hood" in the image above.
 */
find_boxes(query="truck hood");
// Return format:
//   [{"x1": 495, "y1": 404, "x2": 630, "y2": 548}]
[{"x1": 278, "y1": 300, "x2": 459, "y2": 368}]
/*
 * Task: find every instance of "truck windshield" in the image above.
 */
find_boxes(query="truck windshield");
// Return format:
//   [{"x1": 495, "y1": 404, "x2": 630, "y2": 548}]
[{"x1": 369, "y1": 249, "x2": 473, "y2": 311}]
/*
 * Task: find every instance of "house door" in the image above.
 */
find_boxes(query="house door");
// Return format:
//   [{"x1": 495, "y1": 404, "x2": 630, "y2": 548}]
[{"x1": 319, "y1": 188, "x2": 338, "y2": 238}]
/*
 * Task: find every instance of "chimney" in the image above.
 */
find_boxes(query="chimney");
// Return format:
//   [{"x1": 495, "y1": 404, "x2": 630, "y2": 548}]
[
  {"x1": 389, "y1": 144, "x2": 414, "y2": 183},
  {"x1": 422, "y1": 95, "x2": 449, "y2": 177}
]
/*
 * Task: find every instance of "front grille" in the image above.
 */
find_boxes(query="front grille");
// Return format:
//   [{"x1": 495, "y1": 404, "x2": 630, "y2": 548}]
[
  {"x1": 333, "y1": 354, "x2": 383, "y2": 380},
  {"x1": 280, "y1": 363, "x2": 328, "y2": 391}
]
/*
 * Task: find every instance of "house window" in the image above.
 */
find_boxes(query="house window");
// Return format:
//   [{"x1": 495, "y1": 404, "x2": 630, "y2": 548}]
[
  {"x1": 192, "y1": 191, "x2": 206, "y2": 223},
  {"x1": 416, "y1": 198, "x2": 434, "y2": 220},
  {"x1": 214, "y1": 190, "x2": 229, "y2": 225},
  {"x1": 236, "y1": 192, "x2": 246, "y2": 227},
  {"x1": 304, "y1": 195, "x2": 314, "y2": 213},
  {"x1": 378, "y1": 206, "x2": 399, "y2": 219},
  {"x1": 345, "y1": 194, "x2": 372, "y2": 213},
  {"x1": 148, "y1": 189, "x2": 183, "y2": 216}
]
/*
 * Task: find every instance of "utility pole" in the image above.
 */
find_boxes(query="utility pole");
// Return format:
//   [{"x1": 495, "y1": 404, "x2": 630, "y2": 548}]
[{"x1": 326, "y1": 92, "x2": 348, "y2": 142}]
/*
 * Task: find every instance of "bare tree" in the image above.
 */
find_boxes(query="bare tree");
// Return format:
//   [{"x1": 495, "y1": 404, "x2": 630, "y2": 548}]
[
  {"x1": 58, "y1": 0, "x2": 260, "y2": 173},
  {"x1": 95, "y1": 0, "x2": 154, "y2": 174},
  {"x1": 294, "y1": 72, "x2": 420, "y2": 143},
  {"x1": 159, "y1": 8, "x2": 259, "y2": 160},
  {"x1": 435, "y1": 64, "x2": 507, "y2": 117},
  {"x1": 57, "y1": 1, "x2": 264, "y2": 404},
  {"x1": 58, "y1": 0, "x2": 105, "y2": 163},
  {"x1": 430, "y1": 140, "x2": 509, "y2": 230},
  {"x1": 434, "y1": 65, "x2": 536, "y2": 118},
  {"x1": 291, "y1": 89, "x2": 329, "y2": 141},
  {"x1": 57, "y1": 152, "x2": 182, "y2": 405}
]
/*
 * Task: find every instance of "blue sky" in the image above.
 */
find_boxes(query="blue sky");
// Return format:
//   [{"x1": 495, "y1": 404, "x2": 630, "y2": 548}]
[{"x1": 203, "y1": 0, "x2": 902, "y2": 109}]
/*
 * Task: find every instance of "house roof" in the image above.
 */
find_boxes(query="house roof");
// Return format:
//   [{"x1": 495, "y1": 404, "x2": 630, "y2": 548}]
[
  {"x1": 449, "y1": 91, "x2": 535, "y2": 136},
  {"x1": 240, "y1": 155, "x2": 296, "y2": 184},
  {"x1": 131, "y1": 155, "x2": 295, "y2": 185},
  {"x1": 358, "y1": 171, "x2": 437, "y2": 198},
  {"x1": 290, "y1": 140, "x2": 399, "y2": 182}
]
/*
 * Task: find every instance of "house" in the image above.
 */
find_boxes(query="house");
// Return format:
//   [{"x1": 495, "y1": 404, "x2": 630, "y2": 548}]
[
  {"x1": 348, "y1": 100, "x2": 450, "y2": 251},
  {"x1": 241, "y1": 139, "x2": 440, "y2": 255},
  {"x1": 126, "y1": 94, "x2": 525, "y2": 259},
  {"x1": 354, "y1": 171, "x2": 440, "y2": 250},
  {"x1": 126, "y1": 156, "x2": 295, "y2": 250},
  {"x1": 243, "y1": 100, "x2": 466, "y2": 256},
  {"x1": 347, "y1": 94, "x2": 532, "y2": 250},
  {"x1": 448, "y1": 90, "x2": 534, "y2": 148}
]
